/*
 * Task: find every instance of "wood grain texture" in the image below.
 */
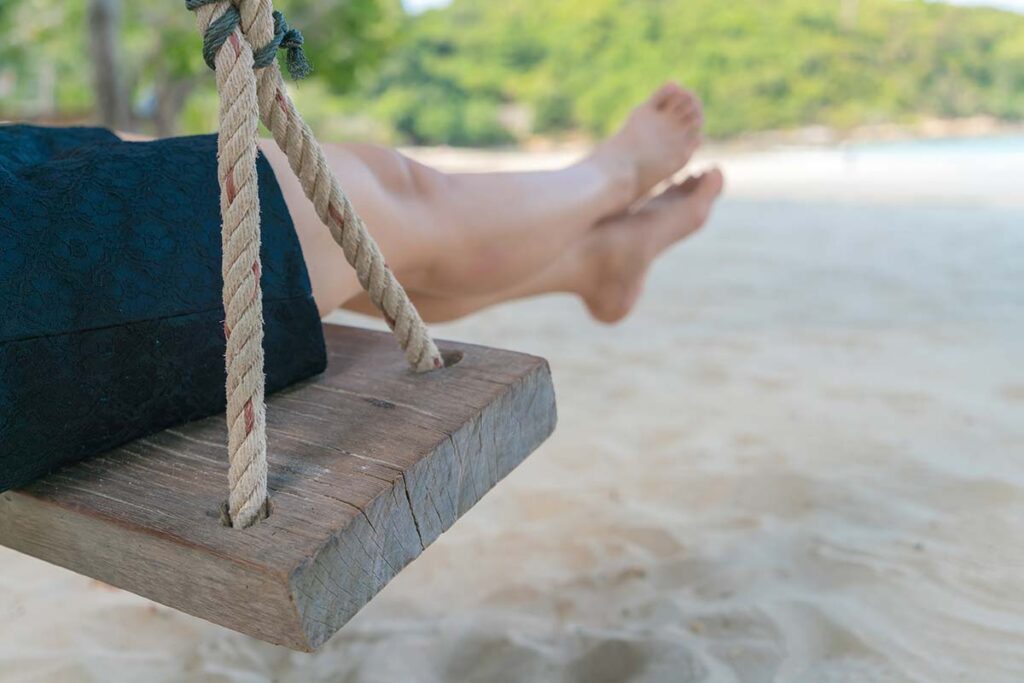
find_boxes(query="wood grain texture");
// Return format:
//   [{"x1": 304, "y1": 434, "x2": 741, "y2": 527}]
[{"x1": 0, "y1": 324, "x2": 556, "y2": 651}]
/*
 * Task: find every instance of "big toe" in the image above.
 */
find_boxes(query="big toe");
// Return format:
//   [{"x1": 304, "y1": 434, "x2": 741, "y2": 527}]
[
  {"x1": 671, "y1": 90, "x2": 701, "y2": 121},
  {"x1": 666, "y1": 167, "x2": 724, "y2": 202},
  {"x1": 696, "y1": 167, "x2": 725, "y2": 198},
  {"x1": 682, "y1": 168, "x2": 724, "y2": 230},
  {"x1": 649, "y1": 81, "x2": 685, "y2": 110}
]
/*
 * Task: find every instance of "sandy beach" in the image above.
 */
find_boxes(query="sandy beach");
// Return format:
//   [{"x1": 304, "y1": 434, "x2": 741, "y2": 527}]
[{"x1": 1, "y1": 139, "x2": 1022, "y2": 682}]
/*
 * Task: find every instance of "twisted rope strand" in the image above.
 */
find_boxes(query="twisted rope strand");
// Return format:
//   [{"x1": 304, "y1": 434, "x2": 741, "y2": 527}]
[
  {"x1": 189, "y1": 0, "x2": 444, "y2": 528},
  {"x1": 191, "y1": 0, "x2": 440, "y2": 367},
  {"x1": 192, "y1": 1, "x2": 268, "y2": 529},
  {"x1": 233, "y1": 0, "x2": 443, "y2": 372}
]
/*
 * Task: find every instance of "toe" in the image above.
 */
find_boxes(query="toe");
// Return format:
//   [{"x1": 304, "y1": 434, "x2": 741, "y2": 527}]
[
  {"x1": 685, "y1": 168, "x2": 724, "y2": 229},
  {"x1": 672, "y1": 104, "x2": 703, "y2": 135},
  {"x1": 653, "y1": 170, "x2": 723, "y2": 237},
  {"x1": 638, "y1": 170, "x2": 721, "y2": 252},
  {"x1": 677, "y1": 106, "x2": 703, "y2": 131},
  {"x1": 676, "y1": 173, "x2": 704, "y2": 194},
  {"x1": 651, "y1": 81, "x2": 684, "y2": 110},
  {"x1": 675, "y1": 89, "x2": 700, "y2": 116},
  {"x1": 701, "y1": 167, "x2": 725, "y2": 197}
]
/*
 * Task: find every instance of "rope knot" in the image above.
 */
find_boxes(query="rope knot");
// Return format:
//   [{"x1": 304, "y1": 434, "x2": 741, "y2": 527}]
[
  {"x1": 187, "y1": 0, "x2": 312, "y2": 80},
  {"x1": 250, "y1": 9, "x2": 313, "y2": 80}
]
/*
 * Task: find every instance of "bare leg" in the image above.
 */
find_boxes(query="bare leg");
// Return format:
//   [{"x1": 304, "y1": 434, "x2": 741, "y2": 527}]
[
  {"x1": 345, "y1": 170, "x2": 724, "y2": 324},
  {"x1": 265, "y1": 82, "x2": 706, "y2": 314},
  {"x1": 124, "y1": 82, "x2": 714, "y2": 321},
  {"x1": 263, "y1": 141, "x2": 637, "y2": 312}
]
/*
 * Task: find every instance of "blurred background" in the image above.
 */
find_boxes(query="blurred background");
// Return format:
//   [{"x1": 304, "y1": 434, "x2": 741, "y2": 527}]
[
  {"x1": 2, "y1": 2, "x2": 1024, "y2": 682},
  {"x1": 2, "y1": 0, "x2": 1024, "y2": 145}
]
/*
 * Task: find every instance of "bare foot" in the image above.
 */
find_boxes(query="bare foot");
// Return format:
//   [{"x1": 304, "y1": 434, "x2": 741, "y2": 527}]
[
  {"x1": 587, "y1": 82, "x2": 704, "y2": 207},
  {"x1": 575, "y1": 168, "x2": 724, "y2": 323}
]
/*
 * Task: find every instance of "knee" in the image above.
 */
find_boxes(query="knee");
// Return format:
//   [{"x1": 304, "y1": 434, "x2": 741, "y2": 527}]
[
  {"x1": 396, "y1": 156, "x2": 453, "y2": 218},
  {"x1": 376, "y1": 150, "x2": 464, "y2": 262},
  {"x1": 354, "y1": 143, "x2": 449, "y2": 206}
]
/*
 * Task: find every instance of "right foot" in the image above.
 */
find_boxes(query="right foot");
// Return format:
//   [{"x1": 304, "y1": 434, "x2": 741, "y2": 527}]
[
  {"x1": 588, "y1": 82, "x2": 705, "y2": 207},
  {"x1": 575, "y1": 168, "x2": 724, "y2": 324}
]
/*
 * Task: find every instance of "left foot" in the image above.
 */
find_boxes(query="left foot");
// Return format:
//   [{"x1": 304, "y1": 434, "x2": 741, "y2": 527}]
[
  {"x1": 574, "y1": 168, "x2": 724, "y2": 323},
  {"x1": 587, "y1": 82, "x2": 705, "y2": 208}
]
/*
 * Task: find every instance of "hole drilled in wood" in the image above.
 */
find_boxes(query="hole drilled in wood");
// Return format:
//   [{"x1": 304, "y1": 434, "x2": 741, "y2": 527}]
[
  {"x1": 219, "y1": 497, "x2": 271, "y2": 528},
  {"x1": 441, "y1": 349, "x2": 464, "y2": 367}
]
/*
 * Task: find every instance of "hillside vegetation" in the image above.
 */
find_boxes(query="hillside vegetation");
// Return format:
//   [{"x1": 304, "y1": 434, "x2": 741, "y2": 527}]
[
  {"x1": 346, "y1": 0, "x2": 1024, "y2": 145},
  {"x1": 2, "y1": 0, "x2": 1022, "y2": 145}
]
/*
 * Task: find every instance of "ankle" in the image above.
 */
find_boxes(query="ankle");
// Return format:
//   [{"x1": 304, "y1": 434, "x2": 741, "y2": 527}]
[{"x1": 578, "y1": 150, "x2": 639, "y2": 214}]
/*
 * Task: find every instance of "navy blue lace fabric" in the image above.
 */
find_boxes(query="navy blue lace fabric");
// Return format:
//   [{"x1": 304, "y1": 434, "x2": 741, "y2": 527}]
[{"x1": 0, "y1": 125, "x2": 327, "y2": 492}]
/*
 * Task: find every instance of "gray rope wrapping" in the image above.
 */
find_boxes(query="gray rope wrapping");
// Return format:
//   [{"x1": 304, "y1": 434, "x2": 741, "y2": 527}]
[{"x1": 188, "y1": 0, "x2": 311, "y2": 78}]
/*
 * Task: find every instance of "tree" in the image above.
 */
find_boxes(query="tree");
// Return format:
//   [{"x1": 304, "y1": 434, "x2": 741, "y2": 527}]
[
  {"x1": 0, "y1": 0, "x2": 406, "y2": 135},
  {"x1": 342, "y1": 0, "x2": 1024, "y2": 145},
  {"x1": 87, "y1": 0, "x2": 129, "y2": 129}
]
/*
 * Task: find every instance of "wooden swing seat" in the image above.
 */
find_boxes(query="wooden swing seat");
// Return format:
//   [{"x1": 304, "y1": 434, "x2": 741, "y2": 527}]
[{"x1": 0, "y1": 324, "x2": 556, "y2": 651}]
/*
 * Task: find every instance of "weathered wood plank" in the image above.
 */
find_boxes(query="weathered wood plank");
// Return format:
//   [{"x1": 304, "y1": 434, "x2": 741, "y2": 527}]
[{"x1": 0, "y1": 324, "x2": 556, "y2": 651}]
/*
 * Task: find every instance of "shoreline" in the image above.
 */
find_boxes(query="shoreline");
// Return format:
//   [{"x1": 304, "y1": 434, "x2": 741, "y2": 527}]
[
  {"x1": 404, "y1": 123, "x2": 1024, "y2": 210},
  {"x1": 701, "y1": 115, "x2": 1024, "y2": 153},
  {"x1": 402, "y1": 115, "x2": 1024, "y2": 163}
]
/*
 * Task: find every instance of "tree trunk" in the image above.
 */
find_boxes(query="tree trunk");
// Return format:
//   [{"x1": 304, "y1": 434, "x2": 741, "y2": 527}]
[
  {"x1": 153, "y1": 76, "x2": 195, "y2": 137},
  {"x1": 87, "y1": 0, "x2": 129, "y2": 129}
]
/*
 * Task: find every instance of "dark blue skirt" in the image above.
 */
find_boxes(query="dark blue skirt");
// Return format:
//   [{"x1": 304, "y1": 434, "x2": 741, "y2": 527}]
[{"x1": 0, "y1": 125, "x2": 327, "y2": 492}]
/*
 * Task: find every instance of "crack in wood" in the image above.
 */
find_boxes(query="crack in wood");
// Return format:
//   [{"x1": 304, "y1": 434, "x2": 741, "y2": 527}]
[
  {"x1": 265, "y1": 426, "x2": 404, "y2": 476},
  {"x1": 400, "y1": 475, "x2": 426, "y2": 550},
  {"x1": 308, "y1": 382, "x2": 448, "y2": 422}
]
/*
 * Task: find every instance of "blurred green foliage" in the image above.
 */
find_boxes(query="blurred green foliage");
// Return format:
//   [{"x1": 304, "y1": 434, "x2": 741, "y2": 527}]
[
  {"x1": 2, "y1": 0, "x2": 1023, "y2": 145},
  {"x1": 0, "y1": 0, "x2": 403, "y2": 133},
  {"x1": 353, "y1": 0, "x2": 1024, "y2": 144}
]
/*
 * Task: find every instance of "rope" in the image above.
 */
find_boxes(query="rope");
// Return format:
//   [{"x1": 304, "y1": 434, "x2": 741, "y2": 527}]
[
  {"x1": 241, "y1": 0, "x2": 442, "y2": 372},
  {"x1": 187, "y1": 0, "x2": 443, "y2": 527},
  {"x1": 190, "y1": 1, "x2": 269, "y2": 529},
  {"x1": 254, "y1": 10, "x2": 312, "y2": 79}
]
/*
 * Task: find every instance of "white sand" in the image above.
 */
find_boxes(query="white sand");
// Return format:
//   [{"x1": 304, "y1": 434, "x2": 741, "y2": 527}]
[{"x1": 2, "y1": 142, "x2": 1023, "y2": 682}]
